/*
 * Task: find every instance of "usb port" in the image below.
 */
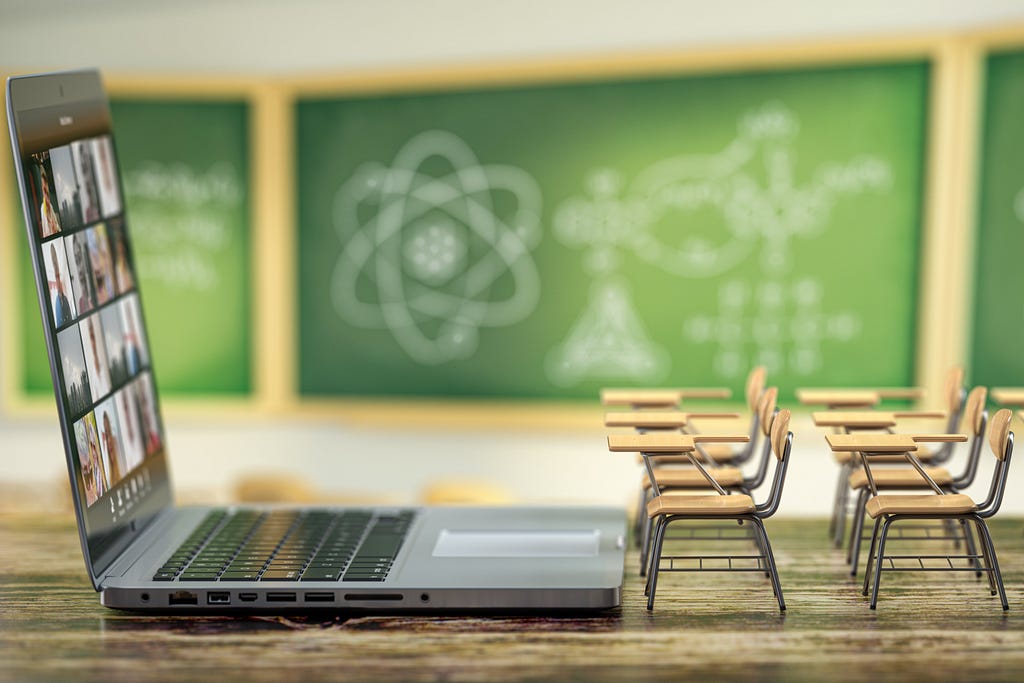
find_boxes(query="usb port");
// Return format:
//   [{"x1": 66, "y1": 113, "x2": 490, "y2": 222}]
[
  {"x1": 304, "y1": 592, "x2": 335, "y2": 603},
  {"x1": 207, "y1": 592, "x2": 230, "y2": 605},
  {"x1": 168, "y1": 591, "x2": 198, "y2": 606},
  {"x1": 238, "y1": 592, "x2": 257, "y2": 602},
  {"x1": 266, "y1": 592, "x2": 296, "y2": 602}
]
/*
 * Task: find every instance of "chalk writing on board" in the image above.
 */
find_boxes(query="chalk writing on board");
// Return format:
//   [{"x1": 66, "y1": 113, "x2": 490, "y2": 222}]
[
  {"x1": 546, "y1": 279, "x2": 669, "y2": 386},
  {"x1": 123, "y1": 161, "x2": 242, "y2": 291},
  {"x1": 331, "y1": 130, "x2": 542, "y2": 365},
  {"x1": 683, "y1": 278, "x2": 861, "y2": 378},
  {"x1": 548, "y1": 101, "x2": 887, "y2": 385}
]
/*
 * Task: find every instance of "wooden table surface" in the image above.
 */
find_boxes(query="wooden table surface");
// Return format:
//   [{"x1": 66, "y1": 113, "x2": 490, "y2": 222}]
[{"x1": 2, "y1": 511, "x2": 1023, "y2": 682}]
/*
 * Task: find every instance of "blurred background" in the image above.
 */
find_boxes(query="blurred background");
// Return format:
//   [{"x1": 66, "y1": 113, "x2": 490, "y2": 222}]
[{"x1": 1, "y1": 0, "x2": 1023, "y2": 516}]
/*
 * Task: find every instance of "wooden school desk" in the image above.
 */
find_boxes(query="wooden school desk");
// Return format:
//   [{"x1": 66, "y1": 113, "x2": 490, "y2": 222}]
[{"x1": 796, "y1": 388, "x2": 924, "y2": 410}]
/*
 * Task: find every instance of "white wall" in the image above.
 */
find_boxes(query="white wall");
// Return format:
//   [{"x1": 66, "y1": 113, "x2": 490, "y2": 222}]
[
  {"x1": 1, "y1": 0, "x2": 1023, "y2": 74},
  {"x1": 2, "y1": 1, "x2": 1023, "y2": 515}
]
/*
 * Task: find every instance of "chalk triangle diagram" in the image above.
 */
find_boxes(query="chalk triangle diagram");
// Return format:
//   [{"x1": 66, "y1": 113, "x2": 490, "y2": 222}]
[{"x1": 546, "y1": 279, "x2": 669, "y2": 387}]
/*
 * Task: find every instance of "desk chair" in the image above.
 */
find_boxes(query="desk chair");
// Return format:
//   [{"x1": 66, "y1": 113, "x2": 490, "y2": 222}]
[
  {"x1": 845, "y1": 387, "x2": 989, "y2": 576},
  {"x1": 827, "y1": 367, "x2": 966, "y2": 547},
  {"x1": 861, "y1": 409, "x2": 1014, "y2": 610},
  {"x1": 634, "y1": 389, "x2": 778, "y2": 575},
  {"x1": 642, "y1": 409, "x2": 792, "y2": 612}
]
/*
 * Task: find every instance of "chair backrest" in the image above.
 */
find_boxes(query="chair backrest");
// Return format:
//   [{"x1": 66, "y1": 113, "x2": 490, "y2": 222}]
[
  {"x1": 930, "y1": 367, "x2": 967, "y2": 465},
  {"x1": 965, "y1": 386, "x2": 988, "y2": 436},
  {"x1": 745, "y1": 366, "x2": 767, "y2": 413},
  {"x1": 989, "y1": 409, "x2": 1012, "y2": 461},
  {"x1": 758, "y1": 387, "x2": 778, "y2": 438},
  {"x1": 756, "y1": 409, "x2": 792, "y2": 518},
  {"x1": 952, "y1": 386, "x2": 989, "y2": 487},
  {"x1": 943, "y1": 366, "x2": 965, "y2": 414},
  {"x1": 771, "y1": 408, "x2": 791, "y2": 462},
  {"x1": 745, "y1": 387, "x2": 778, "y2": 490},
  {"x1": 979, "y1": 409, "x2": 1014, "y2": 518}
]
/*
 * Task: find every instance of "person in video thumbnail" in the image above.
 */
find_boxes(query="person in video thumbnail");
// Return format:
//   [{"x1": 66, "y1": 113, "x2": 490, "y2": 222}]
[
  {"x1": 70, "y1": 140, "x2": 101, "y2": 224},
  {"x1": 135, "y1": 374, "x2": 162, "y2": 457},
  {"x1": 82, "y1": 315, "x2": 111, "y2": 402},
  {"x1": 58, "y1": 325, "x2": 92, "y2": 418},
  {"x1": 67, "y1": 232, "x2": 97, "y2": 315},
  {"x1": 108, "y1": 219, "x2": 134, "y2": 294},
  {"x1": 92, "y1": 136, "x2": 121, "y2": 218},
  {"x1": 120, "y1": 296, "x2": 148, "y2": 376},
  {"x1": 31, "y1": 154, "x2": 62, "y2": 238},
  {"x1": 74, "y1": 412, "x2": 106, "y2": 506},
  {"x1": 87, "y1": 224, "x2": 116, "y2": 306},
  {"x1": 45, "y1": 242, "x2": 75, "y2": 327},
  {"x1": 116, "y1": 385, "x2": 144, "y2": 471},
  {"x1": 96, "y1": 398, "x2": 126, "y2": 486}
]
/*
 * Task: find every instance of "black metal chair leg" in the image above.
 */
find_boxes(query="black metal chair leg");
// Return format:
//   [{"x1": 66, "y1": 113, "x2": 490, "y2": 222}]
[
  {"x1": 644, "y1": 517, "x2": 664, "y2": 597},
  {"x1": 958, "y1": 519, "x2": 984, "y2": 579},
  {"x1": 646, "y1": 516, "x2": 670, "y2": 611},
  {"x1": 850, "y1": 490, "x2": 871, "y2": 577},
  {"x1": 862, "y1": 517, "x2": 882, "y2": 596},
  {"x1": 639, "y1": 515, "x2": 653, "y2": 576},
  {"x1": 752, "y1": 517, "x2": 785, "y2": 611},
  {"x1": 869, "y1": 516, "x2": 895, "y2": 609},
  {"x1": 974, "y1": 517, "x2": 1009, "y2": 610}
]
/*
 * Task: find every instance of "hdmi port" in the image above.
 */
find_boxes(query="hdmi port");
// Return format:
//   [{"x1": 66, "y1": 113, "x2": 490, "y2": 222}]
[
  {"x1": 266, "y1": 592, "x2": 296, "y2": 602},
  {"x1": 238, "y1": 592, "x2": 258, "y2": 602}
]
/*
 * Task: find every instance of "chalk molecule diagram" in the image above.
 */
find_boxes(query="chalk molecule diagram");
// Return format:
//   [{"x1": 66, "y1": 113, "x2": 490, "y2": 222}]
[
  {"x1": 330, "y1": 130, "x2": 543, "y2": 365},
  {"x1": 549, "y1": 101, "x2": 893, "y2": 384}
]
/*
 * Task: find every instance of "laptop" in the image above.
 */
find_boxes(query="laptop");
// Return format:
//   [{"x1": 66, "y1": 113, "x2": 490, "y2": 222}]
[{"x1": 6, "y1": 69, "x2": 625, "y2": 612}]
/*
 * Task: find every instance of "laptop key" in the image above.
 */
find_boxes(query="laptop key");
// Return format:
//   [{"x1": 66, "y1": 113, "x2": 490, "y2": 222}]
[
  {"x1": 219, "y1": 572, "x2": 260, "y2": 581},
  {"x1": 152, "y1": 572, "x2": 178, "y2": 581},
  {"x1": 260, "y1": 570, "x2": 300, "y2": 581},
  {"x1": 300, "y1": 569, "x2": 342, "y2": 581}
]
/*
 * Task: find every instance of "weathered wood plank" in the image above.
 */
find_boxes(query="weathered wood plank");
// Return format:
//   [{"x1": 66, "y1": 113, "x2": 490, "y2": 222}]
[{"x1": 1, "y1": 512, "x2": 1022, "y2": 682}]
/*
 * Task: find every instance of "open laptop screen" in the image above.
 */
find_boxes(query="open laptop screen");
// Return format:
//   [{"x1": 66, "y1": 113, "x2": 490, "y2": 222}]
[{"x1": 8, "y1": 71, "x2": 172, "y2": 577}]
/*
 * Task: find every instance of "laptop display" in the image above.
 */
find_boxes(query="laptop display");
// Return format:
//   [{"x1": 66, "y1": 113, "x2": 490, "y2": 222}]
[{"x1": 9, "y1": 72, "x2": 172, "y2": 575}]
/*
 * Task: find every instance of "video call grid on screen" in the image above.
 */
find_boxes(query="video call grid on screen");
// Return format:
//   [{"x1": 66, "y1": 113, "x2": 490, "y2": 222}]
[{"x1": 23, "y1": 132, "x2": 163, "y2": 510}]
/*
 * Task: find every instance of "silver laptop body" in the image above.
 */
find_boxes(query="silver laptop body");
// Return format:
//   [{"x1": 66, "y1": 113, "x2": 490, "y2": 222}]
[{"x1": 7, "y1": 69, "x2": 625, "y2": 612}]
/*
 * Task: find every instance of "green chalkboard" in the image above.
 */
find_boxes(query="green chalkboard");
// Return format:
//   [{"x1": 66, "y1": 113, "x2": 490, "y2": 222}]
[
  {"x1": 971, "y1": 50, "x2": 1024, "y2": 387},
  {"x1": 297, "y1": 62, "x2": 929, "y2": 400},
  {"x1": 18, "y1": 99, "x2": 252, "y2": 396}
]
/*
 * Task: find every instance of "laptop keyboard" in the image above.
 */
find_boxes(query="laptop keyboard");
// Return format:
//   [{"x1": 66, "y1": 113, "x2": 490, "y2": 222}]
[{"x1": 152, "y1": 509, "x2": 415, "y2": 582}]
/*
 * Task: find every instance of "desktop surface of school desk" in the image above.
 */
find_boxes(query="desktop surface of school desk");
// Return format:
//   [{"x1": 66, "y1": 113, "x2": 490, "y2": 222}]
[{"x1": 4, "y1": 509, "x2": 1024, "y2": 682}]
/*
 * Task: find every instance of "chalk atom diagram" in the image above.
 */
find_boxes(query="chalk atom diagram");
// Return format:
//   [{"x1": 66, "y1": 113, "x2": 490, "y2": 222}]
[
  {"x1": 549, "y1": 101, "x2": 893, "y2": 384},
  {"x1": 331, "y1": 130, "x2": 543, "y2": 365}
]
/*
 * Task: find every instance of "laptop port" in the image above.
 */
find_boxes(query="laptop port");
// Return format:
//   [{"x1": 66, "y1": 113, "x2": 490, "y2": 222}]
[
  {"x1": 238, "y1": 592, "x2": 258, "y2": 602},
  {"x1": 266, "y1": 592, "x2": 296, "y2": 602},
  {"x1": 304, "y1": 592, "x2": 335, "y2": 603},
  {"x1": 343, "y1": 593, "x2": 403, "y2": 601},
  {"x1": 168, "y1": 591, "x2": 198, "y2": 606},
  {"x1": 207, "y1": 592, "x2": 230, "y2": 605}
]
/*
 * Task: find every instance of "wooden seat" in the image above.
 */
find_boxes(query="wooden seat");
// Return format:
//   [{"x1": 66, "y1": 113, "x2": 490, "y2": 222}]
[
  {"x1": 848, "y1": 467, "x2": 952, "y2": 489},
  {"x1": 635, "y1": 444, "x2": 736, "y2": 466},
  {"x1": 865, "y1": 493, "x2": 976, "y2": 517},
  {"x1": 832, "y1": 447, "x2": 936, "y2": 465},
  {"x1": 646, "y1": 493, "x2": 756, "y2": 516},
  {"x1": 643, "y1": 467, "x2": 744, "y2": 489}
]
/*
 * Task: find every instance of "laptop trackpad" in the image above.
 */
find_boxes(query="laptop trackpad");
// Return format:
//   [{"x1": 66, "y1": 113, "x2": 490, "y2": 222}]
[{"x1": 431, "y1": 530, "x2": 600, "y2": 558}]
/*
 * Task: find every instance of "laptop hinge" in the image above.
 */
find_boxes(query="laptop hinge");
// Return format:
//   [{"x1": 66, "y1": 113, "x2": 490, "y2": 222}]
[{"x1": 97, "y1": 506, "x2": 180, "y2": 589}]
